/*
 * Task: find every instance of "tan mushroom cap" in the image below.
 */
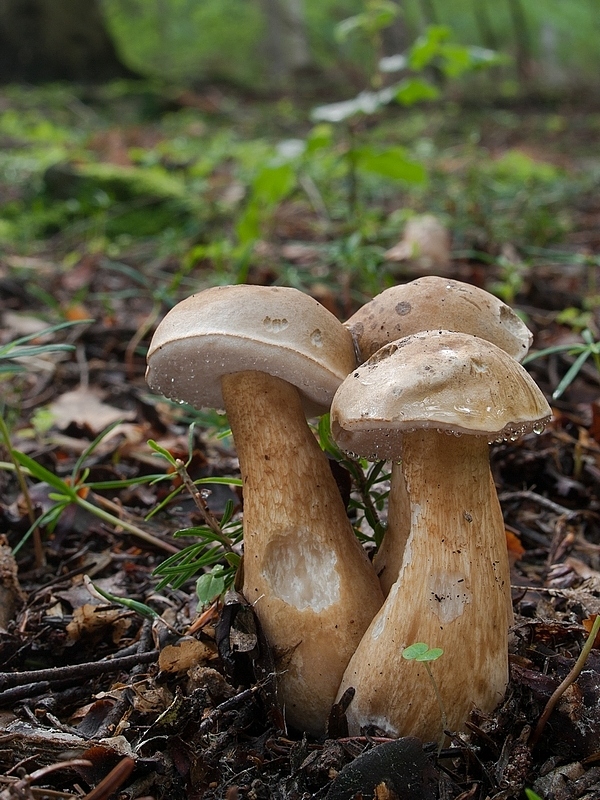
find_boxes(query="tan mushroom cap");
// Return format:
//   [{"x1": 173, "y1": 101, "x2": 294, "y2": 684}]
[
  {"x1": 346, "y1": 276, "x2": 532, "y2": 363},
  {"x1": 331, "y1": 330, "x2": 552, "y2": 461},
  {"x1": 146, "y1": 285, "x2": 357, "y2": 416}
]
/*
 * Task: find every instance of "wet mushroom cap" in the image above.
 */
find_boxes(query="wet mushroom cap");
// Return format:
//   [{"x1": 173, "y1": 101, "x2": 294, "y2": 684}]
[
  {"x1": 146, "y1": 284, "x2": 357, "y2": 416},
  {"x1": 345, "y1": 276, "x2": 533, "y2": 363},
  {"x1": 331, "y1": 330, "x2": 552, "y2": 460}
]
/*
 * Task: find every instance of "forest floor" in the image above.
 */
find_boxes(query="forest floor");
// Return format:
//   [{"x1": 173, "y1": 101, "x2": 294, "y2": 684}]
[{"x1": 2, "y1": 84, "x2": 600, "y2": 800}]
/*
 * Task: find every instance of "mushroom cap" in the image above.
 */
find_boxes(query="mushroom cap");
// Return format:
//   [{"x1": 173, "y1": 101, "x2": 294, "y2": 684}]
[
  {"x1": 345, "y1": 276, "x2": 532, "y2": 363},
  {"x1": 331, "y1": 330, "x2": 552, "y2": 460},
  {"x1": 146, "y1": 285, "x2": 357, "y2": 415}
]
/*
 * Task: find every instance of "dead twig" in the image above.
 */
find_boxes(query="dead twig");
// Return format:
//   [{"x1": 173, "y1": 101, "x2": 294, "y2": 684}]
[
  {"x1": 0, "y1": 650, "x2": 159, "y2": 692},
  {"x1": 92, "y1": 619, "x2": 155, "y2": 739},
  {"x1": 498, "y1": 490, "x2": 583, "y2": 519},
  {"x1": 81, "y1": 756, "x2": 135, "y2": 800},
  {"x1": 0, "y1": 759, "x2": 93, "y2": 800}
]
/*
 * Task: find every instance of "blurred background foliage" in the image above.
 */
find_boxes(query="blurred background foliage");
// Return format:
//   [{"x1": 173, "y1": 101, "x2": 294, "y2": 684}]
[
  {"x1": 1, "y1": 0, "x2": 599, "y2": 316},
  {"x1": 99, "y1": 0, "x2": 600, "y2": 93}
]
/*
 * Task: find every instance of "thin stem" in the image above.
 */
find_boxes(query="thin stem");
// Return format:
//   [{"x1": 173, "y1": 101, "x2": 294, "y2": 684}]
[
  {"x1": 529, "y1": 614, "x2": 600, "y2": 748},
  {"x1": 424, "y1": 661, "x2": 448, "y2": 753},
  {"x1": 77, "y1": 494, "x2": 179, "y2": 554},
  {"x1": 174, "y1": 459, "x2": 234, "y2": 550},
  {"x1": 352, "y1": 462, "x2": 385, "y2": 543},
  {"x1": 0, "y1": 415, "x2": 45, "y2": 567}
]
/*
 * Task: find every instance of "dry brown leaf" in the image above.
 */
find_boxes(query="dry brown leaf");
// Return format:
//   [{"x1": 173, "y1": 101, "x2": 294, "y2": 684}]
[
  {"x1": 158, "y1": 637, "x2": 215, "y2": 673},
  {"x1": 48, "y1": 387, "x2": 136, "y2": 432},
  {"x1": 66, "y1": 604, "x2": 130, "y2": 643},
  {"x1": 130, "y1": 681, "x2": 174, "y2": 714},
  {"x1": 506, "y1": 529, "x2": 525, "y2": 564}
]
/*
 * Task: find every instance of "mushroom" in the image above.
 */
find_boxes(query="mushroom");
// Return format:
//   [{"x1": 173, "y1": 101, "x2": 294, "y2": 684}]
[
  {"x1": 345, "y1": 276, "x2": 533, "y2": 594},
  {"x1": 346, "y1": 276, "x2": 532, "y2": 363},
  {"x1": 146, "y1": 285, "x2": 384, "y2": 736},
  {"x1": 331, "y1": 330, "x2": 551, "y2": 741}
]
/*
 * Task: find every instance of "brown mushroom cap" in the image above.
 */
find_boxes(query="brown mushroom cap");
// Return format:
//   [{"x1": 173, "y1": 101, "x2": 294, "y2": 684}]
[
  {"x1": 146, "y1": 285, "x2": 356, "y2": 415},
  {"x1": 345, "y1": 276, "x2": 532, "y2": 363},
  {"x1": 331, "y1": 330, "x2": 552, "y2": 460}
]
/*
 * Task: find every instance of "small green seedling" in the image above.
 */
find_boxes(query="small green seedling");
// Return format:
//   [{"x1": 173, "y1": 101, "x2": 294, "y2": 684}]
[
  {"x1": 84, "y1": 575, "x2": 160, "y2": 622},
  {"x1": 402, "y1": 642, "x2": 446, "y2": 750},
  {"x1": 525, "y1": 790, "x2": 544, "y2": 800},
  {"x1": 196, "y1": 564, "x2": 227, "y2": 609}
]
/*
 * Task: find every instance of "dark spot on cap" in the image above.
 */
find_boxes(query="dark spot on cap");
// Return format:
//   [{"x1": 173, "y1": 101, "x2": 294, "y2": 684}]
[{"x1": 395, "y1": 301, "x2": 412, "y2": 316}]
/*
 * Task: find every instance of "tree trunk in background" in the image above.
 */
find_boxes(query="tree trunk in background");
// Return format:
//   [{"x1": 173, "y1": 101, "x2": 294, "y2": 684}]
[
  {"x1": 0, "y1": 0, "x2": 137, "y2": 83},
  {"x1": 418, "y1": 0, "x2": 438, "y2": 27},
  {"x1": 506, "y1": 0, "x2": 533, "y2": 84},
  {"x1": 260, "y1": 0, "x2": 311, "y2": 88},
  {"x1": 473, "y1": 0, "x2": 499, "y2": 51}
]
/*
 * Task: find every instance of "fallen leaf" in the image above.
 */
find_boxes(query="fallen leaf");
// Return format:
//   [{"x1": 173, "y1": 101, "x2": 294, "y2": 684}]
[
  {"x1": 48, "y1": 387, "x2": 136, "y2": 432},
  {"x1": 159, "y1": 637, "x2": 215, "y2": 673},
  {"x1": 66, "y1": 603, "x2": 131, "y2": 643}
]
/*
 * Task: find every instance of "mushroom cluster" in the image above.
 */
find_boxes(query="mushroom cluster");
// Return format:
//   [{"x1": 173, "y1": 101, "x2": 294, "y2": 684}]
[{"x1": 146, "y1": 278, "x2": 551, "y2": 743}]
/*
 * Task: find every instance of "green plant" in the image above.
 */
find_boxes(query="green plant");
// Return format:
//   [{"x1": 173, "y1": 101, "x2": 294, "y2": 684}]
[
  {"x1": 148, "y1": 438, "x2": 242, "y2": 602},
  {"x1": 335, "y1": 0, "x2": 400, "y2": 88},
  {"x1": 0, "y1": 422, "x2": 176, "y2": 556},
  {"x1": 318, "y1": 413, "x2": 389, "y2": 547},
  {"x1": 525, "y1": 789, "x2": 544, "y2": 800},
  {"x1": 0, "y1": 319, "x2": 92, "y2": 565},
  {"x1": 310, "y1": 24, "x2": 499, "y2": 217},
  {"x1": 490, "y1": 253, "x2": 527, "y2": 305},
  {"x1": 0, "y1": 320, "x2": 84, "y2": 375},
  {"x1": 85, "y1": 574, "x2": 165, "y2": 624},
  {"x1": 522, "y1": 327, "x2": 600, "y2": 400}
]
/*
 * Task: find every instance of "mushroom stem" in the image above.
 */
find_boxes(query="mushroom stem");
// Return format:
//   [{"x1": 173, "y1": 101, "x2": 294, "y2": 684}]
[
  {"x1": 373, "y1": 466, "x2": 411, "y2": 596},
  {"x1": 221, "y1": 370, "x2": 383, "y2": 737},
  {"x1": 339, "y1": 429, "x2": 511, "y2": 742}
]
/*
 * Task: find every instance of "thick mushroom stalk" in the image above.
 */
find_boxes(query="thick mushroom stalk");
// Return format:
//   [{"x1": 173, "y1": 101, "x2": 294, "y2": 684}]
[
  {"x1": 146, "y1": 285, "x2": 384, "y2": 737},
  {"x1": 331, "y1": 331, "x2": 552, "y2": 740},
  {"x1": 339, "y1": 430, "x2": 510, "y2": 741},
  {"x1": 222, "y1": 370, "x2": 383, "y2": 735}
]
